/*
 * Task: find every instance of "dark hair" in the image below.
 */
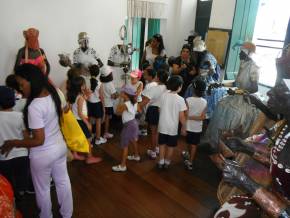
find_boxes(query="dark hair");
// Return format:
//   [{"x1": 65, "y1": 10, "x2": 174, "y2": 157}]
[
  {"x1": 153, "y1": 34, "x2": 165, "y2": 54},
  {"x1": 14, "y1": 64, "x2": 62, "y2": 129},
  {"x1": 142, "y1": 61, "x2": 151, "y2": 70},
  {"x1": 67, "y1": 76, "x2": 85, "y2": 104},
  {"x1": 192, "y1": 78, "x2": 206, "y2": 97},
  {"x1": 0, "y1": 86, "x2": 15, "y2": 109},
  {"x1": 166, "y1": 75, "x2": 183, "y2": 91},
  {"x1": 5, "y1": 74, "x2": 21, "y2": 93},
  {"x1": 157, "y1": 69, "x2": 169, "y2": 84},
  {"x1": 153, "y1": 56, "x2": 168, "y2": 71},
  {"x1": 182, "y1": 44, "x2": 191, "y2": 51},
  {"x1": 100, "y1": 72, "x2": 113, "y2": 83},
  {"x1": 89, "y1": 64, "x2": 99, "y2": 91},
  {"x1": 124, "y1": 93, "x2": 137, "y2": 105},
  {"x1": 146, "y1": 68, "x2": 156, "y2": 79}
]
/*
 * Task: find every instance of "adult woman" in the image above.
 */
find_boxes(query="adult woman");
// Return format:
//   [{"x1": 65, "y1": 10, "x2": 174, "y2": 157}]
[
  {"x1": 1, "y1": 64, "x2": 73, "y2": 218},
  {"x1": 172, "y1": 44, "x2": 197, "y2": 96},
  {"x1": 214, "y1": 79, "x2": 290, "y2": 218},
  {"x1": 141, "y1": 34, "x2": 166, "y2": 66},
  {"x1": 14, "y1": 28, "x2": 50, "y2": 75}
]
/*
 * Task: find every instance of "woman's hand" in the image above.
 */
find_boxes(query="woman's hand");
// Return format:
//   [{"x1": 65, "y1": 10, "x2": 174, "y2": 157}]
[{"x1": 0, "y1": 140, "x2": 16, "y2": 157}]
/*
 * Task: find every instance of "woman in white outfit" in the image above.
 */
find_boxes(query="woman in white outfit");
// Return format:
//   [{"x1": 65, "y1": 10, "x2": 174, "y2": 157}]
[{"x1": 1, "y1": 64, "x2": 73, "y2": 218}]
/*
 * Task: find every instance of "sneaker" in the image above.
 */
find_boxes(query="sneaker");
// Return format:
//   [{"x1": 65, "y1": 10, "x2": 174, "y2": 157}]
[
  {"x1": 104, "y1": 132, "x2": 114, "y2": 139},
  {"x1": 95, "y1": 137, "x2": 107, "y2": 145},
  {"x1": 184, "y1": 160, "x2": 193, "y2": 170},
  {"x1": 147, "y1": 150, "x2": 157, "y2": 159},
  {"x1": 182, "y1": 151, "x2": 190, "y2": 160},
  {"x1": 86, "y1": 156, "x2": 102, "y2": 164},
  {"x1": 157, "y1": 163, "x2": 164, "y2": 169},
  {"x1": 164, "y1": 163, "x2": 170, "y2": 169},
  {"x1": 127, "y1": 155, "x2": 141, "y2": 162},
  {"x1": 112, "y1": 165, "x2": 127, "y2": 172}
]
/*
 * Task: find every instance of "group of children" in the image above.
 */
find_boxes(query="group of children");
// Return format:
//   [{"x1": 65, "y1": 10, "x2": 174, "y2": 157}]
[
  {"x1": 62, "y1": 62, "x2": 208, "y2": 172},
  {"x1": 0, "y1": 63, "x2": 208, "y2": 201}
]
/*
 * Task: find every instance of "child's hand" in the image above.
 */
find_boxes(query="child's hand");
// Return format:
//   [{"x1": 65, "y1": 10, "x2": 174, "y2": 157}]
[
  {"x1": 200, "y1": 113, "x2": 206, "y2": 120},
  {"x1": 181, "y1": 126, "x2": 187, "y2": 136}
]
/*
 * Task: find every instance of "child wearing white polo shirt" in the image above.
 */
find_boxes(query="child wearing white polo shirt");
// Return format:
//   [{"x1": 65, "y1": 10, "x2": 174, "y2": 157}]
[
  {"x1": 157, "y1": 76, "x2": 187, "y2": 169},
  {"x1": 184, "y1": 78, "x2": 207, "y2": 170}
]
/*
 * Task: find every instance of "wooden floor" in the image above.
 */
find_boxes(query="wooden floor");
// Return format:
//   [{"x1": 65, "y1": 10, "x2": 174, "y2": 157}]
[{"x1": 18, "y1": 121, "x2": 221, "y2": 218}]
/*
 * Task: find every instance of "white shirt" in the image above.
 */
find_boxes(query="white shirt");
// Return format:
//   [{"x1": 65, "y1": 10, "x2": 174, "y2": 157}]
[
  {"x1": 142, "y1": 84, "x2": 167, "y2": 107},
  {"x1": 0, "y1": 111, "x2": 28, "y2": 160},
  {"x1": 28, "y1": 95, "x2": 66, "y2": 159},
  {"x1": 103, "y1": 81, "x2": 117, "y2": 107},
  {"x1": 122, "y1": 101, "x2": 137, "y2": 124},
  {"x1": 72, "y1": 95, "x2": 88, "y2": 120},
  {"x1": 186, "y1": 97, "x2": 207, "y2": 132},
  {"x1": 88, "y1": 82, "x2": 102, "y2": 103},
  {"x1": 145, "y1": 46, "x2": 166, "y2": 65},
  {"x1": 158, "y1": 92, "x2": 187, "y2": 136},
  {"x1": 143, "y1": 81, "x2": 157, "y2": 93}
]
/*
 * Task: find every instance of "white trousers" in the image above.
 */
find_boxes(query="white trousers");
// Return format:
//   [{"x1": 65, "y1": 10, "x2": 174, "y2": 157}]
[{"x1": 30, "y1": 147, "x2": 73, "y2": 218}]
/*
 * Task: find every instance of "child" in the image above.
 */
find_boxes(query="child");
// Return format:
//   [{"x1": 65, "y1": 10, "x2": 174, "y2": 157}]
[
  {"x1": 5, "y1": 74, "x2": 26, "y2": 112},
  {"x1": 0, "y1": 86, "x2": 29, "y2": 198},
  {"x1": 128, "y1": 69, "x2": 143, "y2": 103},
  {"x1": 87, "y1": 65, "x2": 107, "y2": 145},
  {"x1": 142, "y1": 67, "x2": 157, "y2": 93},
  {"x1": 100, "y1": 67, "x2": 118, "y2": 139},
  {"x1": 139, "y1": 65, "x2": 157, "y2": 136},
  {"x1": 67, "y1": 76, "x2": 102, "y2": 164},
  {"x1": 112, "y1": 86, "x2": 140, "y2": 172},
  {"x1": 157, "y1": 75, "x2": 187, "y2": 169},
  {"x1": 184, "y1": 78, "x2": 207, "y2": 170},
  {"x1": 139, "y1": 69, "x2": 169, "y2": 159}
]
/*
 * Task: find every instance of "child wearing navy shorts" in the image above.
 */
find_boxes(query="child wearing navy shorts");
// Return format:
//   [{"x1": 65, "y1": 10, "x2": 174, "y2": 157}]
[
  {"x1": 184, "y1": 78, "x2": 207, "y2": 170},
  {"x1": 87, "y1": 65, "x2": 107, "y2": 145},
  {"x1": 139, "y1": 69, "x2": 169, "y2": 159},
  {"x1": 157, "y1": 76, "x2": 187, "y2": 169},
  {"x1": 100, "y1": 67, "x2": 118, "y2": 139}
]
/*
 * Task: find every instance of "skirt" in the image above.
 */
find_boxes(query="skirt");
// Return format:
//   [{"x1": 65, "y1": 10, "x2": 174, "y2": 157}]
[{"x1": 120, "y1": 119, "x2": 139, "y2": 148}]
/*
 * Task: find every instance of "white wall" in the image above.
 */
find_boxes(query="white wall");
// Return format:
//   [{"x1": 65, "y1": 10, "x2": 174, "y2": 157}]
[
  {"x1": 209, "y1": 0, "x2": 236, "y2": 29},
  {"x1": 161, "y1": 0, "x2": 198, "y2": 56},
  {"x1": 0, "y1": 0, "x2": 127, "y2": 86}
]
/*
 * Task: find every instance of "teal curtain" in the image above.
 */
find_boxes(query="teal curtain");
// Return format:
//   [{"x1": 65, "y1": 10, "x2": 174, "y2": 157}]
[
  {"x1": 131, "y1": 17, "x2": 142, "y2": 70},
  {"x1": 225, "y1": 0, "x2": 260, "y2": 79},
  {"x1": 147, "y1": 19, "x2": 160, "y2": 39}
]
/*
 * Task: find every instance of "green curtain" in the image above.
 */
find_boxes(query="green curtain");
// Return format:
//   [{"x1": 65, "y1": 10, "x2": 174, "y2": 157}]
[
  {"x1": 147, "y1": 19, "x2": 160, "y2": 39},
  {"x1": 225, "y1": 0, "x2": 260, "y2": 79},
  {"x1": 131, "y1": 17, "x2": 142, "y2": 70}
]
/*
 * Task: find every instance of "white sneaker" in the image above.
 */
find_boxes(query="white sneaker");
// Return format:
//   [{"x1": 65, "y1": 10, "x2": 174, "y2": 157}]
[
  {"x1": 127, "y1": 155, "x2": 141, "y2": 161},
  {"x1": 147, "y1": 150, "x2": 156, "y2": 159},
  {"x1": 104, "y1": 132, "x2": 114, "y2": 139},
  {"x1": 112, "y1": 165, "x2": 127, "y2": 172},
  {"x1": 95, "y1": 137, "x2": 107, "y2": 145}
]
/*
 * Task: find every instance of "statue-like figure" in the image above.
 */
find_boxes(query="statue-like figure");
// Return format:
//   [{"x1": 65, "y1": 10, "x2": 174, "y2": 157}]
[
  {"x1": 214, "y1": 79, "x2": 290, "y2": 218},
  {"x1": 201, "y1": 42, "x2": 267, "y2": 164},
  {"x1": 73, "y1": 32, "x2": 103, "y2": 69},
  {"x1": 14, "y1": 28, "x2": 50, "y2": 75}
]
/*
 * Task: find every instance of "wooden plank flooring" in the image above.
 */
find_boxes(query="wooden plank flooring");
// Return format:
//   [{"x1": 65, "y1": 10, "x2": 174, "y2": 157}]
[{"x1": 18, "y1": 121, "x2": 221, "y2": 218}]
